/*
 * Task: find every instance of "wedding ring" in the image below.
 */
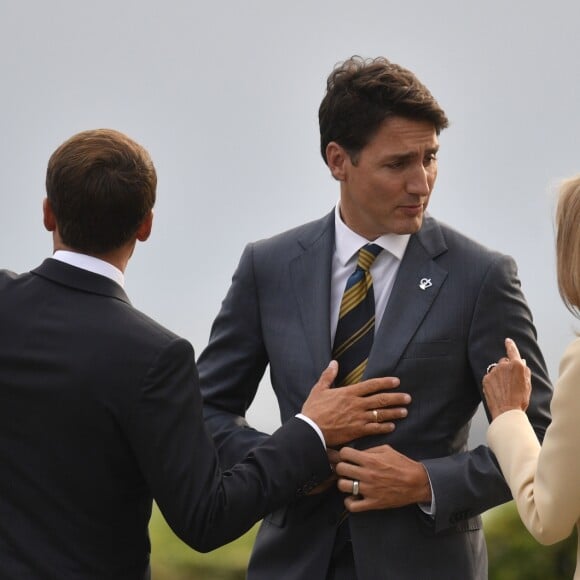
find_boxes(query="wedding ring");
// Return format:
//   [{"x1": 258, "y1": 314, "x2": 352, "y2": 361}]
[
  {"x1": 486, "y1": 363, "x2": 498, "y2": 374},
  {"x1": 352, "y1": 480, "x2": 360, "y2": 496},
  {"x1": 373, "y1": 409, "x2": 379, "y2": 423}
]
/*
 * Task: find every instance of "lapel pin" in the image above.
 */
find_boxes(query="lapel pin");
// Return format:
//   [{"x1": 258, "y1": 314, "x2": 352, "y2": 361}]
[{"x1": 419, "y1": 278, "x2": 433, "y2": 290}]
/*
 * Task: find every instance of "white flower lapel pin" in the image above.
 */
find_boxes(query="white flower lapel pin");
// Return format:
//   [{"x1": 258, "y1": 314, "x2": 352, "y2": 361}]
[{"x1": 419, "y1": 278, "x2": 433, "y2": 290}]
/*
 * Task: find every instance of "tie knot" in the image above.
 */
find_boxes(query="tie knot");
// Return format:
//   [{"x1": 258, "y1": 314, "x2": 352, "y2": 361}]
[{"x1": 356, "y1": 243, "x2": 382, "y2": 271}]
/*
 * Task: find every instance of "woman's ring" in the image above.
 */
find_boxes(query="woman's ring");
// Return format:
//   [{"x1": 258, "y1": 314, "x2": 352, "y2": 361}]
[
  {"x1": 352, "y1": 480, "x2": 360, "y2": 496},
  {"x1": 486, "y1": 363, "x2": 498, "y2": 374}
]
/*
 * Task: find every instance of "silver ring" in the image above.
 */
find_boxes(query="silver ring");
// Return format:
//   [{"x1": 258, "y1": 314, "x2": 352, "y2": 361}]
[
  {"x1": 373, "y1": 409, "x2": 379, "y2": 423},
  {"x1": 486, "y1": 363, "x2": 498, "y2": 374},
  {"x1": 352, "y1": 480, "x2": 360, "y2": 496}
]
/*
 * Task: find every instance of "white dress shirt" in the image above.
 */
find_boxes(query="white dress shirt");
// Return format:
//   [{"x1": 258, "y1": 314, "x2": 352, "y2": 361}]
[{"x1": 51, "y1": 250, "x2": 125, "y2": 288}]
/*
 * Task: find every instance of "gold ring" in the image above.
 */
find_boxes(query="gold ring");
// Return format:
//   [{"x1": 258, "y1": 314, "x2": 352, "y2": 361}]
[{"x1": 373, "y1": 409, "x2": 379, "y2": 423}]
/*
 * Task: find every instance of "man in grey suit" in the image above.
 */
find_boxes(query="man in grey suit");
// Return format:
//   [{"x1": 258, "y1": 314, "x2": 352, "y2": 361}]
[
  {"x1": 198, "y1": 57, "x2": 553, "y2": 579},
  {"x1": 0, "y1": 128, "x2": 409, "y2": 578}
]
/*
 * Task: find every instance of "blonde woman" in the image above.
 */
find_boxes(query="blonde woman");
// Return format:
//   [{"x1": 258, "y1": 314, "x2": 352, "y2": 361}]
[{"x1": 483, "y1": 175, "x2": 580, "y2": 578}]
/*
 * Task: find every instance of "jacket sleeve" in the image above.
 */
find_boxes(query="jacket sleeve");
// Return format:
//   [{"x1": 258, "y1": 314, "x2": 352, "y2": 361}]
[
  {"x1": 125, "y1": 337, "x2": 331, "y2": 552},
  {"x1": 197, "y1": 243, "x2": 272, "y2": 467},
  {"x1": 487, "y1": 338, "x2": 580, "y2": 544},
  {"x1": 422, "y1": 254, "x2": 553, "y2": 531}
]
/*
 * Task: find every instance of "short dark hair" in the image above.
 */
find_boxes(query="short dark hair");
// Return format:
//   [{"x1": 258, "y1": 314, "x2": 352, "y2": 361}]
[
  {"x1": 46, "y1": 128, "x2": 157, "y2": 254},
  {"x1": 319, "y1": 56, "x2": 449, "y2": 164}
]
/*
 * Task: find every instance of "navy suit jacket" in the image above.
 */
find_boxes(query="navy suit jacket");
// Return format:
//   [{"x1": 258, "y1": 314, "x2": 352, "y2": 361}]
[
  {"x1": 0, "y1": 259, "x2": 331, "y2": 579},
  {"x1": 198, "y1": 212, "x2": 553, "y2": 580}
]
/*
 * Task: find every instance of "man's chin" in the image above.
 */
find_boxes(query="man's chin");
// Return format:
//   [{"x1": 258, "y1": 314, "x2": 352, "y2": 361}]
[{"x1": 392, "y1": 215, "x2": 424, "y2": 235}]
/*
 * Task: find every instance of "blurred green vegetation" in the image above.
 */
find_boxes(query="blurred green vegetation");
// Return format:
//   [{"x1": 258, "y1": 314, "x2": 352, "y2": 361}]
[
  {"x1": 149, "y1": 502, "x2": 577, "y2": 579},
  {"x1": 485, "y1": 502, "x2": 576, "y2": 579},
  {"x1": 150, "y1": 504, "x2": 257, "y2": 580}
]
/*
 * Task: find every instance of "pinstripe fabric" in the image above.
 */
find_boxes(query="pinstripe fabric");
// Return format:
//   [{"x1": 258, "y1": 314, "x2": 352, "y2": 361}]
[{"x1": 332, "y1": 244, "x2": 382, "y2": 386}]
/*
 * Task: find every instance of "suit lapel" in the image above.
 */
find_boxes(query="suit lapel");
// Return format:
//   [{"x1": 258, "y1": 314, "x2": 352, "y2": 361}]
[
  {"x1": 366, "y1": 216, "x2": 448, "y2": 377},
  {"x1": 289, "y1": 212, "x2": 335, "y2": 375}
]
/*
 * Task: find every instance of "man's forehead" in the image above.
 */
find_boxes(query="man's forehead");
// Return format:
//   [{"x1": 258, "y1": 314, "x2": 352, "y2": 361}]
[{"x1": 370, "y1": 117, "x2": 438, "y2": 146}]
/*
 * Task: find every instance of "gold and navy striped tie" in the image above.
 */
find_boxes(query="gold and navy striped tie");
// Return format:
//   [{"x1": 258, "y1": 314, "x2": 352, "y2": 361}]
[{"x1": 332, "y1": 243, "x2": 383, "y2": 386}]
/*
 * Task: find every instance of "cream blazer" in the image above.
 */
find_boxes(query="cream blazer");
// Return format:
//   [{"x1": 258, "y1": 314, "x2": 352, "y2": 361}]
[{"x1": 488, "y1": 337, "x2": 580, "y2": 579}]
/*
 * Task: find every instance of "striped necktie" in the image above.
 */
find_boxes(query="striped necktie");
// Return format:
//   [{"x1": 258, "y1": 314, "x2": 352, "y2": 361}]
[{"x1": 332, "y1": 243, "x2": 383, "y2": 386}]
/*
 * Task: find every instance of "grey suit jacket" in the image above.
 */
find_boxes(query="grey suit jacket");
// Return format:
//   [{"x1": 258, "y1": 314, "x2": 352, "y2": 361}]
[{"x1": 198, "y1": 211, "x2": 552, "y2": 580}]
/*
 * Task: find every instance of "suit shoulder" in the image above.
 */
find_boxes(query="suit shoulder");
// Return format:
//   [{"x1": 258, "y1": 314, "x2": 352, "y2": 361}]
[
  {"x1": 251, "y1": 212, "x2": 333, "y2": 254},
  {"x1": 0, "y1": 269, "x2": 34, "y2": 291},
  {"x1": 96, "y1": 301, "x2": 196, "y2": 376},
  {"x1": 430, "y1": 217, "x2": 509, "y2": 263},
  {"x1": 0, "y1": 268, "x2": 19, "y2": 283},
  {"x1": 113, "y1": 300, "x2": 185, "y2": 345}
]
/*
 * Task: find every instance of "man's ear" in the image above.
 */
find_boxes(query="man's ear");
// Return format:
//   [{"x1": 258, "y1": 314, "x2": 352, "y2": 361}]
[
  {"x1": 325, "y1": 142, "x2": 350, "y2": 181},
  {"x1": 43, "y1": 198, "x2": 56, "y2": 232},
  {"x1": 136, "y1": 210, "x2": 153, "y2": 242}
]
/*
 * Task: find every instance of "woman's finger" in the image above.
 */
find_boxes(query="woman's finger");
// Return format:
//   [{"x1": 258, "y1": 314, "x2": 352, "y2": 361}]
[{"x1": 505, "y1": 338, "x2": 522, "y2": 361}]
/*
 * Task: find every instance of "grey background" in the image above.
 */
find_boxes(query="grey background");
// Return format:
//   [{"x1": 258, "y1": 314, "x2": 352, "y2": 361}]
[{"x1": 1, "y1": 1, "x2": 579, "y2": 443}]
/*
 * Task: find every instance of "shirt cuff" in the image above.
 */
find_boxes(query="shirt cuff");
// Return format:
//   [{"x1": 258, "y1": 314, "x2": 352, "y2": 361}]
[
  {"x1": 295, "y1": 413, "x2": 326, "y2": 448},
  {"x1": 418, "y1": 468, "x2": 436, "y2": 516}
]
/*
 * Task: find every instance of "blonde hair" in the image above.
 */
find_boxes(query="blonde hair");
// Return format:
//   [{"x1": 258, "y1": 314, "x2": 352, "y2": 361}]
[{"x1": 556, "y1": 175, "x2": 580, "y2": 317}]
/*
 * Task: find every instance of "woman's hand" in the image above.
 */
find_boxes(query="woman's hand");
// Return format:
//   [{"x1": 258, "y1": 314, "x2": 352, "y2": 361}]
[{"x1": 482, "y1": 338, "x2": 532, "y2": 420}]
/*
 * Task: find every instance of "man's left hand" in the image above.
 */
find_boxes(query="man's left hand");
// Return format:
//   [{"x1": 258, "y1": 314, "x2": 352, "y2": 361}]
[{"x1": 335, "y1": 445, "x2": 431, "y2": 511}]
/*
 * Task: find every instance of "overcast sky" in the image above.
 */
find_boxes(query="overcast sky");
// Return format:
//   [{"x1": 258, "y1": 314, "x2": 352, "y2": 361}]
[{"x1": 1, "y1": 1, "x2": 579, "y2": 442}]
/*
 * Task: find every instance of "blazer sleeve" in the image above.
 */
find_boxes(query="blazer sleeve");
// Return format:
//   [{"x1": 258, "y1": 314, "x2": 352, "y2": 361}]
[
  {"x1": 422, "y1": 254, "x2": 553, "y2": 531},
  {"x1": 124, "y1": 337, "x2": 331, "y2": 552},
  {"x1": 487, "y1": 338, "x2": 580, "y2": 544},
  {"x1": 197, "y1": 243, "x2": 272, "y2": 467}
]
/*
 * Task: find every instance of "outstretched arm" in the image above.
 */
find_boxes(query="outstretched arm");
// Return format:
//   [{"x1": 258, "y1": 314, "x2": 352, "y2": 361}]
[
  {"x1": 487, "y1": 338, "x2": 580, "y2": 545},
  {"x1": 135, "y1": 339, "x2": 412, "y2": 551}
]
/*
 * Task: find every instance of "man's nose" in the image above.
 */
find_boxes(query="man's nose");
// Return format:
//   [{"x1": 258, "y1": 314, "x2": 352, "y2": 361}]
[{"x1": 406, "y1": 164, "x2": 432, "y2": 196}]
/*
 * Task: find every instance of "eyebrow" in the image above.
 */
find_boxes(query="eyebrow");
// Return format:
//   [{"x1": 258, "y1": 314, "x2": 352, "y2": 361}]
[{"x1": 385, "y1": 146, "x2": 439, "y2": 163}]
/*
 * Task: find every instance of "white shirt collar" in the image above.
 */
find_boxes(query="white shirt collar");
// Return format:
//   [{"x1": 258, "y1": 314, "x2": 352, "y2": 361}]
[
  {"x1": 52, "y1": 250, "x2": 125, "y2": 288},
  {"x1": 334, "y1": 202, "x2": 410, "y2": 266}
]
